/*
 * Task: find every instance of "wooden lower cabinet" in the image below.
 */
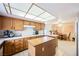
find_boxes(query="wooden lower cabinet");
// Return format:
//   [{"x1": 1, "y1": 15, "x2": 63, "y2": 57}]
[
  {"x1": 28, "y1": 39, "x2": 57, "y2": 56},
  {"x1": 3, "y1": 38, "x2": 28, "y2": 56},
  {"x1": 23, "y1": 38, "x2": 29, "y2": 50},
  {"x1": 14, "y1": 39, "x2": 24, "y2": 53},
  {"x1": 3, "y1": 40, "x2": 15, "y2": 56},
  {"x1": 44, "y1": 40, "x2": 56, "y2": 56}
]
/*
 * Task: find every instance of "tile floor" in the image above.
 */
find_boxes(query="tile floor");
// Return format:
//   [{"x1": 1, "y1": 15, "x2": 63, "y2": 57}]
[{"x1": 13, "y1": 40, "x2": 76, "y2": 56}]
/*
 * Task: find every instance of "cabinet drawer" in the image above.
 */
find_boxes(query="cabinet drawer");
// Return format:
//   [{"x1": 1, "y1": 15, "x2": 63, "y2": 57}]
[{"x1": 36, "y1": 43, "x2": 45, "y2": 56}]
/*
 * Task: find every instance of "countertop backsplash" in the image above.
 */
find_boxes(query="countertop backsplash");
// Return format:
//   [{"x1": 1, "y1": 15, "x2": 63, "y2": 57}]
[
  {"x1": 0, "y1": 28, "x2": 44, "y2": 38},
  {"x1": 0, "y1": 30, "x2": 4, "y2": 38}
]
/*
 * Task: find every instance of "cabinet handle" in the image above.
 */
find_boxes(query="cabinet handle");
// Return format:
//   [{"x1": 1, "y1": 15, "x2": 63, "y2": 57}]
[{"x1": 42, "y1": 47, "x2": 44, "y2": 51}]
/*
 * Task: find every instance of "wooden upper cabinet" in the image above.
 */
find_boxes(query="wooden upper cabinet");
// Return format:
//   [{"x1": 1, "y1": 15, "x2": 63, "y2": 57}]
[
  {"x1": 0, "y1": 17, "x2": 2, "y2": 30},
  {"x1": 34, "y1": 22, "x2": 39, "y2": 30},
  {"x1": 30, "y1": 21, "x2": 35, "y2": 26},
  {"x1": 0, "y1": 16, "x2": 24, "y2": 30},
  {"x1": 2, "y1": 17, "x2": 13, "y2": 30},
  {"x1": 35, "y1": 23, "x2": 45, "y2": 30},
  {"x1": 40, "y1": 23, "x2": 45, "y2": 30},
  {"x1": 12, "y1": 18, "x2": 24, "y2": 30},
  {"x1": 3, "y1": 40, "x2": 15, "y2": 56},
  {"x1": 24, "y1": 20, "x2": 30, "y2": 25}
]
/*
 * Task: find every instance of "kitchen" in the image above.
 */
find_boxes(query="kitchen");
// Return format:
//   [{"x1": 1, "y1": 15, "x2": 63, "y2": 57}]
[{"x1": 0, "y1": 3, "x2": 77, "y2": 56}]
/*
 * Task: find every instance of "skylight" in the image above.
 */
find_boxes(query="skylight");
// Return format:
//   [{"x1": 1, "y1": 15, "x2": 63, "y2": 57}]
[
  {"x1": 0, "y1": 3, "x2": 56, "y2": 22},
  {"x1": 39, "y1": 12, "x2": 54, "y2": 19},
  {"x1": 34, "y1": 17, "x2": 48, "y2": 21},
  {"x1": 25, "y1": 14, "x2": 36, "y2": 19},
  {"x1": 0, "y1": 3, "x2": 6, "y2": 13},
  {"x1": 28, "y1": 5, "x2": 45, "y2": 16},
  {"x1": 11, "y1": 8, "x2": 26, "y2": 17},
  {"x1": 10, "y1": 3, "x2": 32, "y2": 12}
]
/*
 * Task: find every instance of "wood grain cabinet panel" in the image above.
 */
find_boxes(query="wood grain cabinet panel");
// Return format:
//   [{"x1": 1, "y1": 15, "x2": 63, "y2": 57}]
[
  {"x1": 28, "y1": 39, "x2": 57, "y2": 56},
  {"x1": 0, "y1": 19, "x2": 2, "y2": 30},
  {"x1": 24, "y1": 20, "x2": 30, "y2": 25},
  {"x1": 34, "y1": 23, "x2": 39, "y2": 30},
  {"x1": 23, "y1": 38, "x2": 28, "y2": 50},
  {"x1": 3, "y1": 38, "x2": 28, "y2": 56},
  {"x1": 3, "y1": 40, "x2": 15, "y2": 56},
  {"x1": 35, "y1": 44, "x2": 45, "y2": 56},
  {"x1": 34, "y1": 23, "x2": 45, "y2": 30},
  {"x1": 44, "y1": 40, "x2": 56, "y2": 56},
  {"x1": 14, "y1": 39, "x2": 24, "y2": 53},
  {"x1": 2, "y1": 17, "x2": 13, "y2": 30},
  {"x1": 30, "y1": 21, "x2": 35, "y2": 26},
  {"x1": 0, "y1": 16, "x2": 24, "y2": 30},
  {"x1": 12, "y1": 19, "x2": 24, "y2": 30}
]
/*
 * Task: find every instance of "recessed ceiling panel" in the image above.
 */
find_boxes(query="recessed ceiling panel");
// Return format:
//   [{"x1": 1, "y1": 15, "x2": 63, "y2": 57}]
[
  {"x1": 34, "y1": 17, "x2": 46, "y2": 21},
  {"x1": 39, "y1": 12, "x2": 53, "y2": 19},
  {"x1": 25, "y1": 14, "x2": 36, "y2": 19},
  {"x1": 11, "y1": 8, "x2": 26, "y2": 17},
  {"x1": 10, "y1": 3, "x2": 32, "y2": 12},
  {"x1": 4, "y1": 3, "x2": 8, "y2": 6},
  {"x1": 45, "y1": 16, "x2": 56, "y2": 20},
  {"x1": 28, "y1": 5, "x2": 44, "y2": 16},
  {"x1": 0, "y1": 3, "x2": 6, "y2": 13}
]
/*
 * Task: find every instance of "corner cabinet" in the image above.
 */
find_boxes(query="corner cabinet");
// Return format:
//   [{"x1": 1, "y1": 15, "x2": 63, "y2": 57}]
[
  {"x1": 3, "y1": 40, "x2": 15, "y2": 56},
  {"x1": 0, "y1": 16, "x2": 24, "y2": 30}
]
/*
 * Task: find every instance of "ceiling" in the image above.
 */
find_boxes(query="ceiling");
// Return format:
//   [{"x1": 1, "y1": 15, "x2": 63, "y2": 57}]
[
  {"x1": 37, "y1": 3, "x2": 79, "y2": 20},
  {"x1": 0, "y1": 3, "x2": 56, "y2": 23},
  {"x1": 0, "y1": 3, "x2": 79, "y2": 23}
]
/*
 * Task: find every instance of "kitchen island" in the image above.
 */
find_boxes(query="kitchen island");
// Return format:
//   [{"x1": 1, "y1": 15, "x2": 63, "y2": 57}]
[{"x1": 28, "y1": 36, "x2": 58, "y2": 56}]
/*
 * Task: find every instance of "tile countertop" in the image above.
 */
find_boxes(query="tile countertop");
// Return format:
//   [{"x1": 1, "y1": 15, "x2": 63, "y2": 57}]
[
  {"x1": 0, "y1": 34, "x2": 58, "y2": 46},
  {"x1": 0, "y1": 35, "x2": 42, "y2": 45},
  {"x1": 28, "y1": 36, "x2": 55, "y2": 46}
]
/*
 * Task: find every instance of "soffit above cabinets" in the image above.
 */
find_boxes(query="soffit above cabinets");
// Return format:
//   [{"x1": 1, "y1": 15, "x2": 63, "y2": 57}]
[{"x1": 0, "y1": 3, "x2": 56, "y2": 22}]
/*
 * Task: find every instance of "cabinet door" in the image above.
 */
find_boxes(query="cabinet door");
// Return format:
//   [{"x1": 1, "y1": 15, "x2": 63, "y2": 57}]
[
  {"x1": 13, "y1": 19, "x2": 24, "y2": 30},
  {"x1": 40, "y1": 24, "x2": 45, "y2": 30},
  {"x1": 24, "y1": 20, "x2": 30, "y2": 25},
  {"x1": 44, "y1": 40, "x2": 56, "y2": 56},
  {"x1": 36, "y1": 43, "x2": 45, "y2": 56},
  {"x1": 2, "y1": 17, "x2": 13, "y2": 30},
  {"x1": 14, "y1": 39, "x2": 24, "y2": 53},
  {"x1": 23, "y1": 38, "x2": 28, "y2": 50},
  {"x1": 34, "y1": 23, "x2": 39, "y2": 30},
  {"x1": 34, "y1": 23, "x2": 45, "y2": 30},
  {"x1": 3, "y1": 40, "x2": 15, "y2": 56}
]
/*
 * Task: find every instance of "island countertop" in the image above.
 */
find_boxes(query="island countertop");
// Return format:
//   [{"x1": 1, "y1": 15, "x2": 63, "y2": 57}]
[
  {"x1": 0, "y1": 34, "x2": 58, "y2": 46},
  {"x1": 28, "y1": 36, "x2": 55, "y2": 46}
]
